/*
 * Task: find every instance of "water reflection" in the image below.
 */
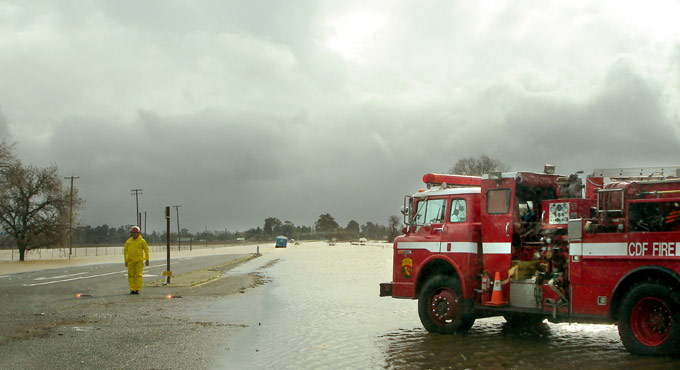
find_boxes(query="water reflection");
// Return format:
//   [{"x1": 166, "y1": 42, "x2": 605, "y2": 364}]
[
  {"x1": 379, "y1": 318, "x2": 677, "y2": 370},
  {"x1": 210, "y1": 243, "x2": 679, "y2": 370}
]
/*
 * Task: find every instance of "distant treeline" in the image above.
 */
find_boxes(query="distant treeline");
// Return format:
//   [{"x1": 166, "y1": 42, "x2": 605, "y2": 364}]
[{"x1": 68, "y1": 214, "x2": 400, "y2": 245}]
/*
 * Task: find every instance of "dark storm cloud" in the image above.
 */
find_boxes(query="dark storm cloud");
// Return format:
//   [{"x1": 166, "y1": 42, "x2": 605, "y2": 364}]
[
  {"x1": 3, "y1": 1, "x2": 680, "y2": 232},
  {"x1": 478, "y1": 59, "x2": 680, "y2": 172},
  {"x1": 44, "y1": 109, "x2": 295, "y2": 230}
]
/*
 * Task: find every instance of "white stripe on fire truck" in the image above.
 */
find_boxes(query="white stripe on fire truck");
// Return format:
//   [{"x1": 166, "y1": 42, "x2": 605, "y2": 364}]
[
  {"x1": 442, "y1": 242, "x2": 477, "y2": 254},
  {"x1": 482, "y1": 242, "x2": 511, "y2": 254},
  {"x1": 396, "y1": 242, "x2": 477, "y2": 254},
  {"x1": 581, "y1": 242, "x2": 628, "y2": 257},
  {"x1": 396, "y1": 242, "x2": 439, "y2": 253},
  {"x1": 398, "y1": 242, "x2": 677, "y2": 257}
]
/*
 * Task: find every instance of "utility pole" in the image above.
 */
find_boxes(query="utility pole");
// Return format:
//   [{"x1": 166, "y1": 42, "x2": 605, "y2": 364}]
[
  {"x1": 131, "y1": 188, "x2": 143, "y2": 226},
  {"x1": 173, "y1": 205, "x2": 181, "y2": 249},
  {"x1": 64, "y1": 175, "x2": 79, "y2": 259}
]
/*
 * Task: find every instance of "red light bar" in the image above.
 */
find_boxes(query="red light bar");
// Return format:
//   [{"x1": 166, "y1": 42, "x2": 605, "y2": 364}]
[{"x1": 422, "y1": 173, "x2": 481, "y2": 186}]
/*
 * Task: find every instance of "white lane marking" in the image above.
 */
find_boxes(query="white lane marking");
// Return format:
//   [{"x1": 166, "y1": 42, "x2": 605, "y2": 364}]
[
  {"x1": 25, "y1": 270, "x2": 125, "y2": 287},
  {"x1": 23, "y1": 260, "x2": 188, "y2": 286},
  {"x1": 34, "y1": 272, "x2": 88, "y2": 281}
]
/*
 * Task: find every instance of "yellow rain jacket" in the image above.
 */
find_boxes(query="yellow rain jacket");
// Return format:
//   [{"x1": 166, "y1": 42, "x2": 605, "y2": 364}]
[
  {"x1": 124, "y1": 236, "x2": 149, "y2": 263},
  {"x1": 124, "y1": 235, "x2": 149, "y2": 292}
]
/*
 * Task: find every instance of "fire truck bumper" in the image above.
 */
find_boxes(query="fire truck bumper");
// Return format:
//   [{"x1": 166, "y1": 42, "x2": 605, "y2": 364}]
[{"x1": 379, "y1": 283, "x2": 393, "y2": 297}]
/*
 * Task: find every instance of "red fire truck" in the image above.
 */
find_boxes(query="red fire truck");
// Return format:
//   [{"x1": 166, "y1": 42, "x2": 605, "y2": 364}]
[{"x1": 380, "y1": 166, "x2": 680, "y2": 355}]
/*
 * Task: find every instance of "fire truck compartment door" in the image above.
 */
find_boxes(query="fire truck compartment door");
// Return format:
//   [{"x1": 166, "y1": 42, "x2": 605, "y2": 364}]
[
  {"x1": 481, "y1": 185, "x2": 514, "y2": 278},
  {"x1": 568, "y1": 219, "x2": 583, "y2": 285}
]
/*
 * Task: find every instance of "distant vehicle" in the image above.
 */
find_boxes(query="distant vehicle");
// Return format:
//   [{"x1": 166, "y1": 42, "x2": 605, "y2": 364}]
[
  {"x1": 275, "y1": 236, "x2": 288, "y2": 248},
  {"x1": 351, "y1": 238, "x2": 368, "y2": 245}
]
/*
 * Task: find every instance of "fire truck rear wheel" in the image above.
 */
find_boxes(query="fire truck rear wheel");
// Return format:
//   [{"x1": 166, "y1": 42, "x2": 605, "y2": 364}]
[
  {"x1": 418, "y1": 274, "x2": 475, "y2": 334},
  {"x1": 618, "y1": 282, "x2": 680, "y2": 356}
]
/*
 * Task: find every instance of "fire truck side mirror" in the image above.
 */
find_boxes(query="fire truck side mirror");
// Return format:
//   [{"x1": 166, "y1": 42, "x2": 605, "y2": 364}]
[
  {"x1": 400, "y1": 206, "x2": 409, "y2": 216},
  {"x1": 568, "y1": 219, "x2": 582, "y2": 240}
]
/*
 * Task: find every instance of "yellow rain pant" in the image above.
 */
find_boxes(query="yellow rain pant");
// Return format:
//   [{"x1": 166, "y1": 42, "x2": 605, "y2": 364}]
[{"x1": 127, "y1": 261, "x2": 144, "y2": 291}]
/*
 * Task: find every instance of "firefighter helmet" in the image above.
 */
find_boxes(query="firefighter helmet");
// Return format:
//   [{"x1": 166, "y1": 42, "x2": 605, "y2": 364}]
[{"x1": 130, "y1": 226, "x2": 141, "y2": 233}]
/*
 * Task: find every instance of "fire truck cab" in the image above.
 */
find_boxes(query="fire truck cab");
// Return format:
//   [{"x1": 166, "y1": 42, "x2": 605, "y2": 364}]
[{"x1": 381, "y1": 166, "x2": 680, "y2": 356}]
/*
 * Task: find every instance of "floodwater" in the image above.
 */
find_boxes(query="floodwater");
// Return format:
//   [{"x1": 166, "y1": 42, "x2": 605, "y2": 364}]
[{"x1": 206, "y1": 242, "x2": 680, "y2": 370}]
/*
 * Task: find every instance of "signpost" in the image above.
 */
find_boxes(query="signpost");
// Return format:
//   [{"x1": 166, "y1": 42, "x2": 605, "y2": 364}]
[{"x1": 164, "y1": 206, "x2": 172, "y2": 285}]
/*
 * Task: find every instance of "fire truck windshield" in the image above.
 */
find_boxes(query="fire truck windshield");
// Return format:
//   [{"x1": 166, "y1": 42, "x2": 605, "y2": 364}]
[{"x1": 414, "y1": 198, "x2": 446, "y2": 226}]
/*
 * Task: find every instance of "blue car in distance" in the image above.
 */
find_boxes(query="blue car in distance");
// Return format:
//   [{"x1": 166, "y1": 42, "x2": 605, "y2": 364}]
[{"x1": 275, "y1": 236, "x2": 288, "y2": 248}]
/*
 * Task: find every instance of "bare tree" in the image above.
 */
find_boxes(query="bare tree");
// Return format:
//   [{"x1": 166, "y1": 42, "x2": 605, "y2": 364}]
[
  {"x1": 0, "y1": 140, "x2": 17, "y2": 246},
  {"x1": 449, "y1": 155, "x2": 509, "y2": 176},
  {"x1": 0, "y1": 159, "x2": 83, "y2": 261},
  {"x1": 0, "y1": 140, "x2": 16, "y2": 182},
  {"x1": 387, "y1": 215, "x2": 402, "y2": 242}
]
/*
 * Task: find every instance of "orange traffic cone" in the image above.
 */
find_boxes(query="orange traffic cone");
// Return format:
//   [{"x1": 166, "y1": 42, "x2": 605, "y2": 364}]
[{"x1": 485, "y1": 271, "x2": 508, "y2": 306}]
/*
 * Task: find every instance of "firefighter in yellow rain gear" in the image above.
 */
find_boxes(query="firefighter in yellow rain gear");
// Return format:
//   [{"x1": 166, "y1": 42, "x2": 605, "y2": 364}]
[{"x1": 124, "y1": 226, "x2": 149, "y2": 294}]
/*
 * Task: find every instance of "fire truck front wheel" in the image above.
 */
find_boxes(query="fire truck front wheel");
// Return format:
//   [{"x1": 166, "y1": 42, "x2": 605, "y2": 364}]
[
  {"x1": 418, "y1": 274, "x2": 475, "y2": 334},
  {"x1": 618, "y1": 282, "x2": 680, "y2": 356}
]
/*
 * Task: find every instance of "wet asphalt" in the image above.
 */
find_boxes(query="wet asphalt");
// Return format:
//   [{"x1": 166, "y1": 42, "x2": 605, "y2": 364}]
[{"x1": 0, "y1": 253, "x2": 259, "y2": 370}]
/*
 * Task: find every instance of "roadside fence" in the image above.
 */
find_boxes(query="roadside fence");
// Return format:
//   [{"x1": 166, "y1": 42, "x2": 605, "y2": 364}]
[{"x1": 0, "y1": 244, "x2": 221, "y2": 262}]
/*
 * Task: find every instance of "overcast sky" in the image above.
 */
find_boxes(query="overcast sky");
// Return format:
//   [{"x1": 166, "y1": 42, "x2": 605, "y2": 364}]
[{"x1": 2, "y1": 1, "x2": 680, "y2": 233}]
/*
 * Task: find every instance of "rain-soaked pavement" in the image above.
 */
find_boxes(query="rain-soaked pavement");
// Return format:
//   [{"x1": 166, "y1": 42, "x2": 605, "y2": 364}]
[{"x1": 204, "y1": 242, "x2": 680, "y2": 370}]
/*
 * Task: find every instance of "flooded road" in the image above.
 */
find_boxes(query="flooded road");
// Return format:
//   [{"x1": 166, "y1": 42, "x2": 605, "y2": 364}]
[{"x1": 207, "y1": 242, "x2": 680, "y2": 369}]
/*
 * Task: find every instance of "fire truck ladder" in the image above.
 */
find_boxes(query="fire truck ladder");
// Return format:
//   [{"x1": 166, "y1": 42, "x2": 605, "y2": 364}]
[
  {"x1": 591, "y1": 166, "x2": 680, "y2": 180},
  {"x1": 592, "y1": 166, "x2": 680, "y2": 213}
]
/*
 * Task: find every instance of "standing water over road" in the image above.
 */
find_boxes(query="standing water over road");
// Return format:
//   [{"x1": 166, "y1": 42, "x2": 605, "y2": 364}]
[{"x1": 208, "y1": 242, "x2": 679, "y2": 369}]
